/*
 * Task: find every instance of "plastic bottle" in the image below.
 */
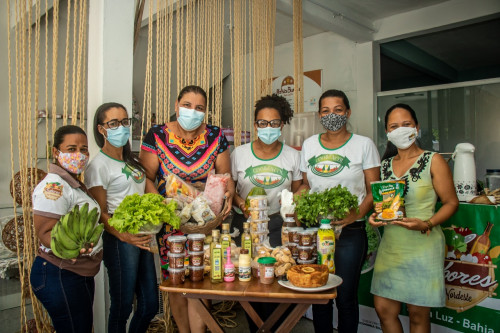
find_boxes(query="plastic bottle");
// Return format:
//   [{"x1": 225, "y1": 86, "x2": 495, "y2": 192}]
[
  {"x1": 317, "y1": 218, "x2": 335, "y2": 273},
  {"x1": 210, "y1": 233, "x2": 223, "y2": 283},
  {"x1": 224, "y1": 247, "x2": 235, "y2": 282},
  {"x1": 241, "y1": 222, "x2": 252, "y2": 257},
  {"x1": 238, "y1": 249, "x2": 251, "y2": 282}
]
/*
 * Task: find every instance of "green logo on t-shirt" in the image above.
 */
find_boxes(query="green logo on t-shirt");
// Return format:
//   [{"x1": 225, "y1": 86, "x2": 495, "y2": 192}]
[
  {"x1": 122, "y1": 164, "x2": 145, "y2": 183},
  {"x1": 308, "y1": 154, "x2": 350, "y2": 177},
  {"x1": 244, "y1": 164, "x2": 288, "y2": 189}
]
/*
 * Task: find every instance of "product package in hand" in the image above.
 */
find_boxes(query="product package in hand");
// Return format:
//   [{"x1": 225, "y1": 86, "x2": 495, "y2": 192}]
[
  {"x1": 279, "y1": 189, "x2": 295, "y2": 220},
  {"x1": 371, "y1": 180, "x2": 406, "y2": 221},
  {"x1": 203, "y1": 173, "x2": 230, "y2": 215}
]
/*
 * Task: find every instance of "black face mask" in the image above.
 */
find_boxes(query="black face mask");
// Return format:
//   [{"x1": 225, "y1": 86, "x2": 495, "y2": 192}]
[{"x1": 320, "y1": 113, "x2": 347, "y2": 132}]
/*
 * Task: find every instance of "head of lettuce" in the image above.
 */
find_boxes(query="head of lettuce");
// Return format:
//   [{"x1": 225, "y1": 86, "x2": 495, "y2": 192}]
[{"x1": 108, "y1": 193, "x2": 180, "y2": 234}]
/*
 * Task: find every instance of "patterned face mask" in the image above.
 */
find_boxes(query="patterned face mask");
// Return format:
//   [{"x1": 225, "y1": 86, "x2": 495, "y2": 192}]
[
  {"x1": 57, "y1": 151, "x2": 89, "y2": 174},
  {"x1": 320, "y1": 113, "x2": 348, "y2": 132}
]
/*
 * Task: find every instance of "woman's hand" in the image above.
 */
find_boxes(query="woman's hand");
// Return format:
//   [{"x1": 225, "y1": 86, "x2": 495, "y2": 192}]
[
  {"x1": 392, "y1": 217, "x2": 428, "y2": 231},
  {"x1": 117, "y1": 232, "x2": 153, "y2": 250},
  {"x1": 333, "y1": 209, "x2": 358, "y2": 227},
  {"x1": 223, "y1": 190, "x2": 234, "y2": 219},
  {"x1": 368, "y1": 212, "x2": 387, "y2": 228}
]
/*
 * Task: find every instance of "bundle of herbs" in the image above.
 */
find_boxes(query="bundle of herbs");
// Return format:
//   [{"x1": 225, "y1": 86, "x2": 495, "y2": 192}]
[{"x1": 295, "y1": 185, "x2": 359, "y2": 228}]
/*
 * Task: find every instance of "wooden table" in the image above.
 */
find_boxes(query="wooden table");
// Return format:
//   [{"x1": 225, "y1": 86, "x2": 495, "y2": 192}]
[{"x1": 159, "y1": 277, "x2": 337, "y2": 333}]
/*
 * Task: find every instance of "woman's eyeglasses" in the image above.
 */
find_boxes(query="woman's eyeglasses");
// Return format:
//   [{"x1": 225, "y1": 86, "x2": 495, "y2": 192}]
[
  {"x1": 255, "y1": 119, "x2": 282, "y2": 128},
  {"x1": 101, "y1": 118, "x2": 133, "y2": 129}
]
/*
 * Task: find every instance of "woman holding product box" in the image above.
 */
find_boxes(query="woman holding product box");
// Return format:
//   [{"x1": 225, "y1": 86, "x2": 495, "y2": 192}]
[{"x1": 369, "y1": 103, "x2": 458, "y2": 333}]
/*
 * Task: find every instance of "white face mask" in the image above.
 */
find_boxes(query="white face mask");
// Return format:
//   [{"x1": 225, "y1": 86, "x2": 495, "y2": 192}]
[{"x1": 387, "y1": 126, "x2": 418, "y2": 149}]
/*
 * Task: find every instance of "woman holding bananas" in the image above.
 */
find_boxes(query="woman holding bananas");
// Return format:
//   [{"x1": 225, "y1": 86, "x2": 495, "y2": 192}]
[
  {"x1": 30, "y1": 125, "x2": 103, "y2": 333},
  {"x1": 85, "y1": 103, "x2": 158, "y2": 333}
]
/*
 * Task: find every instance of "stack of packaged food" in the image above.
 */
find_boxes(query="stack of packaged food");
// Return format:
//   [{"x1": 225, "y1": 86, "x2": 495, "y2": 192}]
[
  {"x1": 246, "y1": 195, "x2": 270, "y2": 255},
  {"x1": 167, "y1": 235, "x2": 187, "y2": 284}
]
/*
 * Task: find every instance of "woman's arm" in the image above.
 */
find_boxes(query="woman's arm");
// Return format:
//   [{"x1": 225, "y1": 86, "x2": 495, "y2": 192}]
[
  {"x1": 33, "y1": 215, "x2": 58, "y2": 248},
  {"x1": 335, "y1": 166, "x2": 380, "y2": 225},
  {"x1": 215, "y1": 149, "x2": 235, "y2": 216},
  {"x1": 232, "y1": 184, "x2": 249, "y2": 219},
  {"x1": 394, "y1": 153, "x2": 459, "y2": 231},
  {"x1": 291, "y1": 179, "x2": 302, "y2": 194},
  {"x1": 139, "y1": 150, "x2": 160, "y2": 183},
  {"x1": 294, "y1": 172, "x2": 310, "y2": 195},
  {"x1": 88, "y1": 186, "x2": 152, "y2": 248}
]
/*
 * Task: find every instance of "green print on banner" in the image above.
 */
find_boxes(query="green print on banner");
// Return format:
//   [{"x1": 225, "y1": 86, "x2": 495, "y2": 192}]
[
  {"x1": 308, "y1": 154, "x2": 350, "y2": 177},
  {"x1": 244, "y1": 164, "x2": 289, "y2": 189},
  {"x1": 122, "y1": 164, "x2": 145, "y2": 184}
]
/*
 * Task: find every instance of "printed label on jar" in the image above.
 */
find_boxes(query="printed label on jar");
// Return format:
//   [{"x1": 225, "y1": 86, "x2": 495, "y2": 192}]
[
  {"x1": 190, "y1": 256, "x2": 202, "y2": 266},
  {"x1": 170, "y1": 243, "x2": 185, "y2": 253},
  {"x1": 264, "y1": 266, "x2": 274, "y2": 278},
  {"x1": 239, "y1": 267, "x2": 251, "y2": 280}
]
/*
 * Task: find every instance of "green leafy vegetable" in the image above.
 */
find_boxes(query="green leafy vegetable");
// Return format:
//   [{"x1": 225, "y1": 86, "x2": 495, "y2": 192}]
[
  {"x1": 108, "y1": 193, "x2": 180, "y2": 234},
  {"x1": 295, "y1": 185, "x2": 359, "y2": 228},
  {"x1": 443, "y1": 229, "x2": 467, "y2": 253}
]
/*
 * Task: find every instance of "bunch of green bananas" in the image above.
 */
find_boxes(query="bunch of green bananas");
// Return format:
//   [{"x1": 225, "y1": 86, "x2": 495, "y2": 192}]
[{"x1": 50, "y1": 203, "x2": 104, "y2": 259}]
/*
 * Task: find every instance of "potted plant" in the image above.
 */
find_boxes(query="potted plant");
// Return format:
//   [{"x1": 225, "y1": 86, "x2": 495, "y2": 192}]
[{"x1": 295, "y1": 185, "x2": 359, "y2": 228}]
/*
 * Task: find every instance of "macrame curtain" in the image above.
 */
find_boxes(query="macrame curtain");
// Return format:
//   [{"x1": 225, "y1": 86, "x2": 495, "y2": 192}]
[
  {"x1": 141, "y1": 0, "x2": 225, "y2": 142},
  {"x1": 230, "y1": 0, "x2": 276, "y2": 145},
  {"x1": 293, "y1": 0, "x2": 304, "y2": 113},
  {"x1": 6, "y1": 0, "x2": 88, "y2": 331}
]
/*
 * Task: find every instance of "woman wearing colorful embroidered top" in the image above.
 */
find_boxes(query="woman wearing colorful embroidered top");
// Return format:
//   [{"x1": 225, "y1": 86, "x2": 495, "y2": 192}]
[
  {"x1": 231, "y1": 94, "x2": 302, "y2": 247},
  {"x1": 139, "y1": 85, "x2": 234, "y2": 333},
  {"x1": 298, "y1": 89, "x2": 380, "y2": 333},
  {"x1": 30, "y1": 125, "x2": 102, "y2": 333},
  {"x1": 85, "y1": 103, "x2": 158, "y2": 333},
  {"x1": 369, "y1": 104, "x2": 458, "y2": 333}
]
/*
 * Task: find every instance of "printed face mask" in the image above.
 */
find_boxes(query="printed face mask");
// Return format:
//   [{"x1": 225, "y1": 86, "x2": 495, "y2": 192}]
[
  {"x1": 387, "y1": 126, "x2": 418, "y2": 149},
  {"x1": 57, "y1": 151, "x2": 88, "y2": 174},
  {"x1": 320, "y1": 113, "x2": 348, "y2": 132},
  {"x1": 257, "y1": 127, "x2": 281, "y2": 145},
  {"x1": 105, "y1": 125, "x2": 130, "y2": 148},
  {"x1": 177, "y1": 107, "x2": 205, "y2": 131}
]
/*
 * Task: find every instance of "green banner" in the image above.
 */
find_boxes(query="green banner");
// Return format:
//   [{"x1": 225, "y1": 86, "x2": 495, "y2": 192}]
[{"x1": 358, "y1": 203, "x2": 500, "y2": 332}]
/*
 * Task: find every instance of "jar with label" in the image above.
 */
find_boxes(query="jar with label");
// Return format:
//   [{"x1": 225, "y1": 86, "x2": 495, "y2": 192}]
[
  {"x1": 238, "y1": 249, "x2": 251, "y2": 282},
  {"x1": 168, "y1": 267, "x2": 185, "y2": 285},
  {"x1": 187, "y1": 234, "x2": 205, "y2": 251},
  {"x1": 189, "y1": 266, "x2": 205, "y2": 282},
  {"x1": 281, "y1": 216, "x2": 296, "y2": 245},
  {"x1": 168, "y1": 235, "x2": 187, "y2": 254},
  {"x1": 298, "y1": 230, "x2": 314, "y2": 246},
  {"x1": 297, "y1": 245, "x2": 314, "y2": 260},
  {"x1": 188, "y1": 251, "x2": 204, "y2": 267},
  {"x1": 486, "y1": 169, "x2": 500, "y2": 192},
  {"x1": 257, "y1": 257, "x2": 277, "y2": 284},
  {"x1": 288, "y1": 227, "x2": 303, "y2": 244},
  {"x1": 167, "y1": 252, "x2": 185, "y2": 269}
]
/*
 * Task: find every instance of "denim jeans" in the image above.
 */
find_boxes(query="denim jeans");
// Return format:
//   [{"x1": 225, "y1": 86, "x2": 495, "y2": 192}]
[
  {"x1": 103, "y1": 231, "x2": 159, "y2": 333},
  {"x1": 30, "y1": 256, "x2": 95, "y2": 333},
  {"x1": 313, "y1": 220, "x2": 368, "y2": 333}
]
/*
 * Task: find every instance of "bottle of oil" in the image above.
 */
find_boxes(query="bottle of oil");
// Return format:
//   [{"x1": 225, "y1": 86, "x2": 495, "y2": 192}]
[
  {"x1": 210, "y1": 229, "x2": 220, "y2": 253},
  {"x1": 221, "y1": 223, "x2": 231, "y2": 261},
  {"x1": 210, "y1": 232, "x2": 223, "y2": 283},
  {"x1": 241, "y1": 222, "x2": 252, "y2": 257}
]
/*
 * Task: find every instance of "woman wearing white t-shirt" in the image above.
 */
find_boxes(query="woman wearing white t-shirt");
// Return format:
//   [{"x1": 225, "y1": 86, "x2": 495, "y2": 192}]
[
  {"x1": 231, "y1": 94, "x2": 302, "y2": 332},
  {"x1": 299, "y1": 89, "x2": 380, "y2": 333},
  {"x1": 85, "y1": 103, "x2": 158, "y2": 333}
]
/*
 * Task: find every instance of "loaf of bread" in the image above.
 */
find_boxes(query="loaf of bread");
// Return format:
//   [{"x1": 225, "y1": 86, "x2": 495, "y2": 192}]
[{"x1": 286, "y1": 264, "x2": 329, "y2": 288}]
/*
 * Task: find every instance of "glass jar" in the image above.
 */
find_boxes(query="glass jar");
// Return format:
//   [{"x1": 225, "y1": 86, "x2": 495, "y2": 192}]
[
  {"x1": 486, "y1": 169, "x2": 500, "y2": 192},
  {"x1": 257, "y1": 257, "x2": 277, "y2": 284}
]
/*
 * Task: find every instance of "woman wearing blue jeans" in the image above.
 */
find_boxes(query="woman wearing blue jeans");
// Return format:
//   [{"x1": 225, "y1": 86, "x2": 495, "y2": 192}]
[
  {"x1": 31, "y1": 125, "x2": 103, "y2": 333},
  {"x1": 298, "y1": 90, "x2": 380, "y2": 332},
  {"x1": 86, "y1": 103, "x2": 158, "y2": 332}
]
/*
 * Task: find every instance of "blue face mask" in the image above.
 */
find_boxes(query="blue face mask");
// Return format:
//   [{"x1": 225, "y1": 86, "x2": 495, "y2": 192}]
[
  {"x1": 257, "y1": 127, "x2": 281, "y2": 145},
  {"x1": 177, "y1": 107, "x2": 205, "y2": 131},
  {"x1": 105, "y1": 126, "x2": 130, "y2": 148}
]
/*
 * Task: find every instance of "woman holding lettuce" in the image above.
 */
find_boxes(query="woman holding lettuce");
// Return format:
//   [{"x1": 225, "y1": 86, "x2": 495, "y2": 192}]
[
  {"x1": 140, "y1": 85, "x2": 234, "y2": 333},
  {"x1": 85, "y1": 102, "x2": 158, "y2": 333}
]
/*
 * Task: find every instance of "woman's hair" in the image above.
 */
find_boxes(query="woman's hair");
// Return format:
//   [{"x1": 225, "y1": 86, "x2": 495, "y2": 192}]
[
  {"x1": 93, "y1": 102, "x2": 145, "y2": 172},
  {"x1": 177, "y1": 85, "x2": 207, "y2": 104},
  {"x1": 254, "y1": 94, "x2": 294, "y2": 125},
  {"x1": 53, "y1": 125, "x2": 87, "y2": 149},
  {"x1": 318, "y1": 89, "x2": 351, "y2": 111},
  {"x1": 382, "y1": 103, "x2": 419, "y2": 161}
]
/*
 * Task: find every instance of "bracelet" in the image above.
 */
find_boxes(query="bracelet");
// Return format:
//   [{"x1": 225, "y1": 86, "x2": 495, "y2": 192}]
[{"x1": 420, "y1": 219, "x2": 434, "y2": 234}]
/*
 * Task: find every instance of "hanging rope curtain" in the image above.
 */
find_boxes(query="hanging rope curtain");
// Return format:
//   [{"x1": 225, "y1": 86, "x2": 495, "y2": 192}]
[
  {"x1": 293, "y1": 0, "x2": 304, "y2": 113},
  {"x1": 6, "y1": 0, "x2": 88, "y2": 331}
]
